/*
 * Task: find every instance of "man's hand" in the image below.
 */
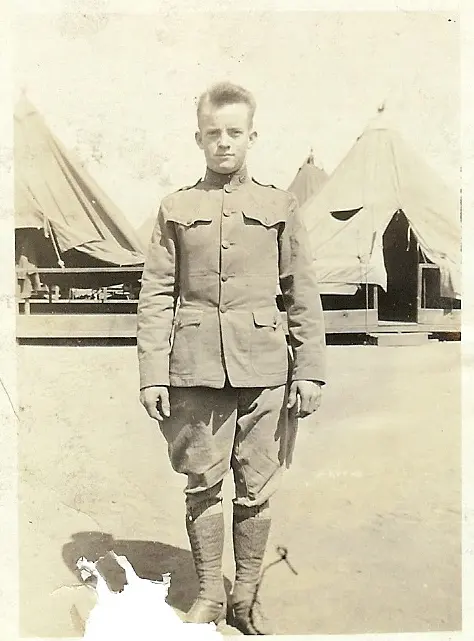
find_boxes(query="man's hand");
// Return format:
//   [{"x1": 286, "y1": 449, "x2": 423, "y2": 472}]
[
  {"x1": 140, "y1": 386, "x2": 170, "y2": 421},
  {"x1": 287, "y1": 380, "x2": 323, "y2": 418}
]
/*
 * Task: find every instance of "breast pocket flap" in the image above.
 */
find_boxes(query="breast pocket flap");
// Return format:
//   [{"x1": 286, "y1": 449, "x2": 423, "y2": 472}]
[
  {"x1": 166, "y1": 210, "x2": 212, "y2": 227},
  {"x1": 242, "y1": 210, "x2": 285, "y2": 228}
]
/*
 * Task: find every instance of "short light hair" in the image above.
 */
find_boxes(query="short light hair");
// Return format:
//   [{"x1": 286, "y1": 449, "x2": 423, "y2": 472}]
[{"x1": 197, "y1": 81, "x2": 257, "y2": 126}]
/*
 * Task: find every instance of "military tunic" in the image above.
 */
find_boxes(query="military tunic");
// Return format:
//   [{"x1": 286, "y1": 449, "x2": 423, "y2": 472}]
[{"x1": 137, "y1": 166, "x2": 326, "y2": 389}]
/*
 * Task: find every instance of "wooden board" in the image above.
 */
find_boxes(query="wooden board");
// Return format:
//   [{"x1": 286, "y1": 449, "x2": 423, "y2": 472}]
[
  {"x1": 323, "y1": 309, "x2": 379, "y2": 333},
  {"x1": 368, "y1": 332, "x2": 431, "y2": 346},
  {"x1": 417, "y1": 309, "x2": 461, "y2": 330},
  {"x1": 17, "y1": 314, "x2": 138, "y2": 339},
  {"x1": 16, "y1": 308, "x2": 460, "y2": 340}
]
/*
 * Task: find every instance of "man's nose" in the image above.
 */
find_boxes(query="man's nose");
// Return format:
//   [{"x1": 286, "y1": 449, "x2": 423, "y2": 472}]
[{"x1": 217, "y1": 134, "x2": 231, "y2": 148}]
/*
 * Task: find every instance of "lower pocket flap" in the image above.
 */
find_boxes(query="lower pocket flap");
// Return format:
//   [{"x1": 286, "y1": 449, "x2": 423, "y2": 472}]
[
  {"x1": 252, "y1": 309, "x2": 279, "y2": 327},
  {"x1": 176, "y1": 309, "x2": 203, "y2": 328}
]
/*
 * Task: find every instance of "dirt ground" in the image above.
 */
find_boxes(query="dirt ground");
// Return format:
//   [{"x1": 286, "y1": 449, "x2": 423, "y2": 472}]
[{"x1": 17, "y1": 340, "x2": 461, "y2": 637}]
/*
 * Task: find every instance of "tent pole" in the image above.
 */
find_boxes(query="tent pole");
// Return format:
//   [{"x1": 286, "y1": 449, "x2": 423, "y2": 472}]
[
  {"x1": 414, "y1": 237, "x2": 421, "y2": 322},
  {"x1": 417, "y1": 264, "x2": 423, "y2": 321},
  {"x1": 46, "y1": 218, "x2": 65, "y2": 269},
  {"x1": 365, "y1": 272, "x2": 369, "y2": 329}
]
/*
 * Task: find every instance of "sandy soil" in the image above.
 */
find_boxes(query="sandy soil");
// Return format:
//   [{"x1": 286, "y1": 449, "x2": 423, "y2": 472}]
[{"x1": 17, "y1": 340, "x2": 461, "y2": 637}]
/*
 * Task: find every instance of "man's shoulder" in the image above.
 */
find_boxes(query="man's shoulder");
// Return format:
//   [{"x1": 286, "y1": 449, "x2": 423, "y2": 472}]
[
  {"x1": 161, "y1": 179, "x2": 203, "y2": 207},
  {"x1": 250, "y1": 178, "x2": 297, "y2": 207}
]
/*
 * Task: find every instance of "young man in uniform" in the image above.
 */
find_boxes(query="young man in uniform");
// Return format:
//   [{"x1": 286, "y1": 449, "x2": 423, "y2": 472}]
[{"x1": 137, "y1": 82, "x2": 326, "y2": 635}]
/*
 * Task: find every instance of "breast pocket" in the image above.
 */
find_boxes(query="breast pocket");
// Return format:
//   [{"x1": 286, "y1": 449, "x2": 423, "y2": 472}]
[
  {"x1": 250, "y1": 308, "x2": 288, "y2": 376},
  {"x1": 241, "y1": 211, "x2": 285, "y2": 273},
  {"x1": 170, "y1": 309, "x2": 203, "y2": 376},
  {"x1": 168, "y1": 212, "x2": 213, "y2": 254}
]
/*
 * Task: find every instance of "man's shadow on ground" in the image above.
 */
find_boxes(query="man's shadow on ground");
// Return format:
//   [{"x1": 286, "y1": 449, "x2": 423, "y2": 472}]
[{"x1": 62, "y1": 531, "x2": 233, "y2": 614}]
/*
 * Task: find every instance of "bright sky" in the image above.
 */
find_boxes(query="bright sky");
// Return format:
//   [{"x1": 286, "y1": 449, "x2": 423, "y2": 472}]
[{"x1": 14, "y1": 10, "x2": 460, "y2": 229}]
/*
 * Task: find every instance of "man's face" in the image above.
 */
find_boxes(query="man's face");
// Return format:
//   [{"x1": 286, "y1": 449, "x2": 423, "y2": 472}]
[{"x1": 195, "y1": 102, "x2": 257, "y2": 174}]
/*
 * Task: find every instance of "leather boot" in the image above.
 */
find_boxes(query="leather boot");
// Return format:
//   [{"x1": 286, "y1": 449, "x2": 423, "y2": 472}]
[
  {"x1": 185, "y1": 511, "x2": 227, "y2": 624},
  {"x1": 229, "y1": 505, "x2": 273, "y2": 635}
]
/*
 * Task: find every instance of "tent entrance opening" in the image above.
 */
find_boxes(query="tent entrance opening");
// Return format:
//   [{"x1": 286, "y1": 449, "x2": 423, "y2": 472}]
[{"x1": 378, "y1": 210, "x2": 419, "y2": 323}]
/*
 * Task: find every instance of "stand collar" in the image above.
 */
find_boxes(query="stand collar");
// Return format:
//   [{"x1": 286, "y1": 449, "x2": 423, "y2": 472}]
[{"x1": 203, "y1": 165, "x2": 250, "y2": 189}]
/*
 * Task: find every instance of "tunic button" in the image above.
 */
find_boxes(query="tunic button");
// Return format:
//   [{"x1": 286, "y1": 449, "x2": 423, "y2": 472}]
[
  {"x1": 221, "y1": 275, "x2": 228, "y2": 282},
  {"x1": 220, "y1": 305, "x2": 227, "y2": 313},
  {"x1": 223, "y1": 210, "x2": 231, "y2": 217},
  {"x1": 224, "y1": 184, "x2": 232, "y2": 193},
  {"x1": 222, "y1": 241, "x2": 230, "y2": 249}
]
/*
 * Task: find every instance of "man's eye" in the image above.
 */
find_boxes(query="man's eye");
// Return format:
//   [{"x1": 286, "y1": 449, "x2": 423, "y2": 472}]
[{"x1": 229, "y1": 130, "x2": 242, "y2": 137}]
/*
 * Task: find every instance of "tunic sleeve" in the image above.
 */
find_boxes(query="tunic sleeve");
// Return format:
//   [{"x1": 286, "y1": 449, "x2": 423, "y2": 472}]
[
  {"x1": 278, "y1": 195, "x2": 326, "y2": 384},
  {"x1": 137, "y1": 201, "x2": 179, "y2": 388}
]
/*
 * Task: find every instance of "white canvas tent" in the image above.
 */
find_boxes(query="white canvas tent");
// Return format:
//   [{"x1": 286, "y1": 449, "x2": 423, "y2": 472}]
[
  {"x1": 287, "y1": 152, "x2": 328, "y2": 206},
  {"x1": 15, "y1": 95, "x2": 145, "y2": 270},
  {"x1": 300, "y1": 113, "x2": 461, "y2": 302},
  {"x1": 15, "y1": 95, "x2": 146, "y2": 300}
]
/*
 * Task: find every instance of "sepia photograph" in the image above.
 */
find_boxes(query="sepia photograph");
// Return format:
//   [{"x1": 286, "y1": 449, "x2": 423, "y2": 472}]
[{"x1": 7, "y1": 5, "x2": 464, "y2": 638}]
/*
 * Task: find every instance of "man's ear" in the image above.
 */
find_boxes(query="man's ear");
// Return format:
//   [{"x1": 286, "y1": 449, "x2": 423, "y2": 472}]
[
  {"x1": 195, "y1": 130, "x2": 203, "y2": 149},
  {"x1": 248, "y1": 130, "x2": 258, "y2": 148}
]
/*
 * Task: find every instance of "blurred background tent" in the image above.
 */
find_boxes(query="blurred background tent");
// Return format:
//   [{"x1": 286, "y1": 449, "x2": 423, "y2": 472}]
[
  {"x1": 287, "y1": 151, "x2": 328, "y2": 206},
  {"x1": 137, "y1": 215, "x2": 157, "y2": 250},
  {"x1": 299, "y1": 106, "x2": 461, "y2": 321},
  {"x1": 15, "y1": 94, "x2": 145, "y2": 296}
]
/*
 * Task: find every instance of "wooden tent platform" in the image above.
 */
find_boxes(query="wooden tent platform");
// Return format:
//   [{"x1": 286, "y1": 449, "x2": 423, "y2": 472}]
[{"x1": 16, "y1": 311, "x2": 460, "y2": 341}]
